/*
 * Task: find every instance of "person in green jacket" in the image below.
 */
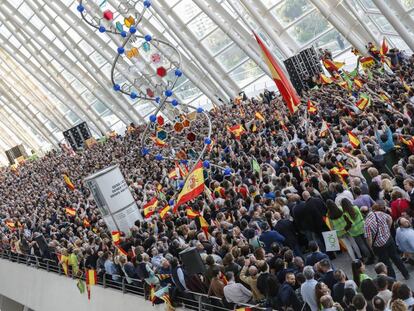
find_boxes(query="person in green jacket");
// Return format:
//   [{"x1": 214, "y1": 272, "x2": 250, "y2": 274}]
[
  {"x1": 326, "y1": 199, "x2": 362, "y2": 261},
  {"x1": 341, "y1": 198, "x2": 375, "y2": 264},
  {"x1": 352, "y1": 259, "x2": 371, "y2": 289}
]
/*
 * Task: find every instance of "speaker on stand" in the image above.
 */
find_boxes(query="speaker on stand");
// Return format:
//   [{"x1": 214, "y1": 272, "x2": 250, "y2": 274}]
[{"x1": 62, "y1": 122, "x2": 92, "y2": 151}]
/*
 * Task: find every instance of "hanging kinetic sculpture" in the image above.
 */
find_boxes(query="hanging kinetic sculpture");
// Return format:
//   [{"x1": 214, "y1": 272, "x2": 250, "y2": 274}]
[{"x1": 77, "y1": 0, "x2": 220, "y2": 175}]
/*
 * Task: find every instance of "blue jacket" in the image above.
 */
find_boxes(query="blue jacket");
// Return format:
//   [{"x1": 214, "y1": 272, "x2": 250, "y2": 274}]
[
  {"x1": 376, "y1": 128, "x2": 394, "y2": 153},
  {"x1": 278, "y1": 282, "x2": 302, "y2": 310},
  {"x1": 259, "y1": 230, "x2": 285, "y2": 252}
]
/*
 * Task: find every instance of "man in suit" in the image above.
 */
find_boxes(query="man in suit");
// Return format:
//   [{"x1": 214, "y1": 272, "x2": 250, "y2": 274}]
[
  {"x1": 305, "y1": 241, "x2": 329, "y2": 266},
  {"x1": 317, "y1": 259, "x2": 336, "y2": 291},
  {"x1": 278, "y1": 272, "x2": 303, "y2": 311}
]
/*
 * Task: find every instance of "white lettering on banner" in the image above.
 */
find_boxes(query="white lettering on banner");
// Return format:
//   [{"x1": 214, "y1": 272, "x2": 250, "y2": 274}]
[{"x1": 322, "y1": 230, "x2": 340, "y2": 252}]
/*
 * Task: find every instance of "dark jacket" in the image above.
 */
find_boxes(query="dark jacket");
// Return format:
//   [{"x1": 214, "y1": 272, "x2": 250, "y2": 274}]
[{"x1": 278, "y1": 282, "x2": 302, "y2": 310}]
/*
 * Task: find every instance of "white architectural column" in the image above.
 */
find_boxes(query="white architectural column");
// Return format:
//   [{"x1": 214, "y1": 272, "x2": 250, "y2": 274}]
[
  {"x1": 385, "y1": 0, "x2": 414, "y2": 34},
  {"x1": 309, "y1": 0, "x2": 370, "y2": 54},
  {"x1": 372, "y1": 0, "x2": 414, "y2": 51}
]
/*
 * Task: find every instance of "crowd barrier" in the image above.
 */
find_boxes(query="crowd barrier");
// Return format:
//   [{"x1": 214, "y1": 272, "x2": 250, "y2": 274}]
[{"x1": 0, "y1": 248, "x2": 267, "y2": 311}]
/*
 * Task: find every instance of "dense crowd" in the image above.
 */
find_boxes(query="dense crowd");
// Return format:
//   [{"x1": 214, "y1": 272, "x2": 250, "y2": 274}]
[{"x1": 1, "y1": 45, "x2": 414, "y2": 311}]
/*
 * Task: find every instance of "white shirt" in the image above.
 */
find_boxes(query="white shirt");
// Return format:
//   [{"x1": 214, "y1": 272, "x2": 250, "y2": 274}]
[
  {"x1": 301, "y1": 279, "x2": 318, "y2": 311},
  {"x1": 335, "y1": 190, "x2": 354, "y2": 207}
]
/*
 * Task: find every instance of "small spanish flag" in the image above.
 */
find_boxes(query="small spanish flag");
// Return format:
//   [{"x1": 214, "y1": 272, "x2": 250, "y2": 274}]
[
  {"x1": 5, "y1": 220, "x2": 15, "y2": 230},
  {"x1": 63, "y1": 174, "x2": 75, "y2": 191},
  {"x1": 348, "y1": 131, "x2": 361, "y2": 148},
  {"x1": 85, "y1": 269, "x2": 97, "y2": 300},
  {"x1": 83, "y1": 218, "x2": 91, "y2": 227},
  {"x1": 186, "y1": 207, "x2": 200, "y2": 219},
  {"x1": 254, "y1": 111, "x2": 265, "y2": 122},
  {"x1": 307, "y1": 100, "x2": 317, "y2": 114},
  {"x1": 143, "y1": 197, "x2": 158, "y2": 219},
  {"x1": 360, "y1": 56, "x2": 375, "y2": 69},
  {"x1": 354, "y1": 78, "x2": 364, "y2": 89},
  {"x1": 320, "y1": 73, "x2": 333, "y2": 85},
  {"x1": 380, "y1": 37, "x2": 389, "y2": 56},
  {"x1": 228, "y1": 124, "x2": 246, "y2": 140},
  {"x1": 57, "y1": 254, "x2": 69, "y2": 276},
  {"x1": 159, "y1": 205, "x2": 171, "y2": 220},
  {"x1": 199, "y1": 215, "x2": 210, "y2": 239},
  {"x1": 168, "y1": 169, "x2": 178, "y2": 180},
  {"x1": 291, "y1": 158, "x2": 305, "y2": 167},
  {"x1": 323, "y1": 59, "x2": 345, "y2": 72},
  {"x1": 319, "y1": 120, "x2": 330, "y2": 137},
  {"x1": 356, "y1": 94, "x2": 371, "y2": 111},
  {"x1": 111, "y1": 231, "x2": 121, "y2": 245},
  {"x1": 65, "y1": 207, "x2": 76, "y2": 217}
]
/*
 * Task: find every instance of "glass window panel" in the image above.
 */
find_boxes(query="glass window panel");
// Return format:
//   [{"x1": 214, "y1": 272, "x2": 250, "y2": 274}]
[
  {"x1": 173, "y1": 0, "x2": 201, "y2": 24},
  {"x1": 92, "y1": 101, "x2": 108, "y2": 115},
  {"x1": 216, "y1": 44, "x2": 248, "y2": 71},
  {"x1": 187, "y1": 13, "x2": 216, "y2": 39},
  {"x1": 369, "y1": 14, "x2": 396, "y2": 33},
  {"x1": 271, "y1": 0, "x2": 314, "y2": 27},
  {"x1": 66, "y1": 110, "x2": 81, "y2": 124},
  {"x1": 312, "y1": 29, "x2": 350, "y2": 54},
  {"x1": 201, "y1": 28, "x2": 232, "y2": 55},
  {"x1": 287, "y1": 10, "x2": 329, "y2": 44},
  {"x1": 228, "y1": 59, "x2": 263, "y2": 87}
]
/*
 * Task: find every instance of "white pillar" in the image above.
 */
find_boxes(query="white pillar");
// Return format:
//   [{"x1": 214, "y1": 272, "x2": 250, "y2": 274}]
[{"x1": 372, "y1": 0, "x2": 414, "y2": 51}]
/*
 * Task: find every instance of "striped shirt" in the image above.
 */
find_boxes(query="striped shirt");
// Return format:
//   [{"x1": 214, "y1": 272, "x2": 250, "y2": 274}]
[{"x1": 364, "y1": 211, "x2": 391, "y2": 247}]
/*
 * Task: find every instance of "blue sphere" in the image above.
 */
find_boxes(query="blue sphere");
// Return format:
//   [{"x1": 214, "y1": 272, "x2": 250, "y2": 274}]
[
  {"x1": 113, "y1": 84, "x2": 121, "y2": 91},
  {"x1": 178, "y1": 181, "x2": 185, "y2": 189},
  {"x1": 130, "y1": 26, "x2": 136, "y2": 34},
  {"x1": 145, "y1": 34, "x2": 152, "y2": 42},
  {"x1": 120, "y1": 31, "x2": 127, "y2": 38},
  {"x1": 175, "y1": 69, "x2": 183, "y2": 77},
  {"x1": 144, "y1": 0, "x2": 151, "y2": 8},
  {"x1": 155, "y1": 154, "x2": 163, "y2": 161},
  {"x1": 204, "y1": 138, "x2": 211, "y2": 145},
  {"x1": 169, "y1": 199, "x2": 174, "y2": 206},
  {"x1": 99, "y1": 26, "x2": 106, "y2": 33},
  {"x1": 165, "y1": 90, "x2": 173, "y2": 97},
  {"x1": 155, "y1": 97, "x2": 161, "y2": 103},
  {"x1": 141, "y1": 148, "x2": 149, "y2": 156},
  {"x1": 117, "y1": 47, "x2": 125, "y2": 54},
  {"x1": 77, "y1": 5, "x2": 84, "y2": 12},
  {"x1": 149, "y1": 115, "x2": 157, "y2": 122},
  {"x1": 203, "y1": 160, "x2": 210, "y2": 168},
  {"x1": 224, "y1": 167, "x2": 232, "y2": 176},
  {"x1": 197, "y1": 107, "x2": 204, "y2": 113},
  {"x1": 171, "y1": 99, "x2": 179, "y2": 106},
  {"x1": 130, "y1": 92, "x2": 137, "y2": 99}
]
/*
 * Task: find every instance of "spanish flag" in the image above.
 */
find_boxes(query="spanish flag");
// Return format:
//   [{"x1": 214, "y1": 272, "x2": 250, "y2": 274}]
[
  {"x1": 319, "y1": 120, "x2": 330, "y2": 137},
  {"x1": 63, "y1": 174, "x2": 75, "y2": 191},
  {"x1": 143, "y1": 197, "x2": 158, "y2": 218},
  {"x1": 356, "y1": 94, "x2": 371, "y2": 111},
  {"x1": 5, "y1": 220, "x2": 15, "y2": 230},
  {"x1": 228, "y1": 124, "x2": 246, "y2": 140},
  {"x1": 85, "y1": 269, "x2": 97, "y2": 300},
  {"x1": 168, "y1": 168, "x2": 178, "y2": 180},
  {"x1": 348, "y1": 131, "x2": 361, "y2": 148},
  {"x1": 150, "y1": 285, "x2": 156, "y2": 304},
  {"x1": 111, "y1": 231, "x2": 121, "y2": 245},
  {"x1": 65, "y1": 207, "x2": 76, "y2": 217},
  {"x1": 400, "y1": 136, "x2": 414, "y2": 154},
  {"x1": 186, "y1": 207, "x2": 200, "y2": 219},
  {"x1": 360, "y1": 56, "x2": 375, "y2": 69},
  {"x1": 255, "y1": 111, "x2": 265, "y2": 122},
  {"x1": 57, "y1": 254, "x2": 69, "y2": 276},
  {"x1": 379, "y1": 93, "x2": 390, "y2": 102},
  {"x1": 291, "y1": 158, "x2": 305, "y2": 167},
  {"x1": 199, "y1": 215, "x2": 210, "y2": 239},
  {"x1": 354, "y1": 78, "x2": 364, "y2": 89},
  {"x1": 177, "y1": 161, "x2": 189, "y2": 178},
  {"x1": 323, "y1": 59, "x2": 345, "y2": 72},
  {"x1": 254, "y1": 33, "x2": 301, "y2": 114},
  {"x1": 380, "y1": 37, "x2": 389, "y2": 56},
  {"x1": 320, "y1": 73, "x2": 333, "y2": 85},
  {"x1": 174, "y1": 161, "x2": 205, "y2": 212},
  {"x1": 83, "y1": 218, "x2": 91, "y2": 227},
  {"x1": 236, "y1": 308, "x2": 251, "y2": 311},
  {"x1": 159, "y1": 205, "x2": 171, "y2": 220},
  {"x1": 307, "y1": 100, "x2": 317, "y2": 114},
  {"x1": 330, "y1": 166, "x2": 349, "y2": 185}
]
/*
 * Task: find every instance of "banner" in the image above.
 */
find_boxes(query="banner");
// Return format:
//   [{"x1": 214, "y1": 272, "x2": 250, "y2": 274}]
[
  {"x1": 322, "y1": 230, "x2": 340, "y2": 252},
  {"x1": 84, "y1": 165, "x2": 143, "y2": 233}
]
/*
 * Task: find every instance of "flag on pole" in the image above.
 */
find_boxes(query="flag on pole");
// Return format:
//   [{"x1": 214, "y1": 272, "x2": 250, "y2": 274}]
[
  {"x1": 77, "y1": 279, "x2": 86, "y2": 294},
  {"x1": 380, "y1": 37, "x2": 389, "y2": 56},
  {"x1": 307, "y1": 100, "x2": 318, "y2": 114},
  {"x1": 111, "y1": 231, "x2": 121, "y2": 245},
  {"x1": 57, "y1": 254, "x2": 69, "y2": 276},
  {"x1": 174, "y1": 161, "x2": 205, "y2": 212},
  {"x1": 254, "y1": 32, "x2": 301, "y2": 114},
  {"x1": 143, "y1": 197, "x2": 158, "y2": 218},
  {"x1": 360, "y1": 56, "x2": 375, "y2": 70},
  {"x1": 5, "y1": 220, "x2": 16, "y2": 230},
  {"x1": 83, "y1": 218, "x2": 91, "y2": 227},
  {"x1": 319, "y1": 120, "x2": 330, "y2": 137},
  {"x1": 85, "y1": 269, "x2": 97, "y2": 300},
  {"x1": 320, "y1": 74, "x2": 333, "y2": 85},
  {"x1": 348, "y1": 131, "x2": 361, "y2": 148},
  {"x1": 356, "y1": 93, "x2": 371, "y2": 111},
  {"x1": 186, "y1": 207, "x2": 201, "y2": 219},
  {"x1": 63, "y1": 174, "x2": 75, "y2": 191},
  {"x1": 353, "y1": 78, "x2": 364, "y2": 89},
  {"x1": 159, "y1": 205, "x2": 171, "y2": 220},
  {"x1": 323, "y1": 59, "x2": 345, "y2": 72},
  {"x1": 168, "y1": 169, "x2": 178, "y2": 180},
  {"x1": 227, "y1": 124, "x2": 246, "y2": 140},
  {"x1": 199, "y1": 215, "x2": 210, "y2": 239}
]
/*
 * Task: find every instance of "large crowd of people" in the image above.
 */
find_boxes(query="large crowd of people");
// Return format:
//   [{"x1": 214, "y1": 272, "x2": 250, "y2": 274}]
[{"x1": 1, "y1": 44, "x2": 414, "y2": 311}]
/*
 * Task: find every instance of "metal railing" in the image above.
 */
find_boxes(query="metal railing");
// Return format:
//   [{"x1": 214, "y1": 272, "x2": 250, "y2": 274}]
[{"x1": 0, "y1": 249, "x2": 268, "y2": 310}]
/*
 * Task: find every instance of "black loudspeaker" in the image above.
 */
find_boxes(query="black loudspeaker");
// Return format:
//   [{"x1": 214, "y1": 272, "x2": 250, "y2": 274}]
[
  {"x1": 34, "y1": 234, "x2": 50, "y2": 257},
  {"x1": 179, "y1": 247, "x2": 205, "y2": 276},
  {"x1": 5, "y1": 144, "x2": 28, "y2": 165},
  {"x1": 62, "y1": 122, "x2": 92, "y2": 151},
  {"x1": 283, "y1": 47, "x2": 323, "y2": 94}
]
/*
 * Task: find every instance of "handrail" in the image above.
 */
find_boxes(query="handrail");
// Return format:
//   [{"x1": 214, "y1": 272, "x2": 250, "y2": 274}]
[{"x1": 0, "y1": 249, "x2": 269, "y2": 310}]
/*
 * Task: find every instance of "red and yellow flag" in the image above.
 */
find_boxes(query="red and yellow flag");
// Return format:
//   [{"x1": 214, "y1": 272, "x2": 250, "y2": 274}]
[
  {"x1": 143, "y1": 197, "x2": 158, "y2": 218},
  {"x1": 186, "y1": 207, "x2": 201, "y2": 219},
  {"x1": 319, "y1": 120, "x2": 330, "y2": 137},
  {"x1": 360, "y1": 56, "x2": 375, "y2": 70},
  {"x1": 199, "y1": 215, "x2": 210, "y2": 239},
  {"x1": 348, "y1": 131, "x2": 360, "y2": 148},
  {"x1": 307, "y1": 100, "x2": 317, "y2": 114},
  {"x1": 323, "y1": 59, "x2": 345, "y2": 72},
  {"x1": 254, "y1": 33, "x2": 301, "y2": 114},
  {"x1": 228, "y1": 124, "x2": 246, "y2": 140},
  {"x1": 356, "y1": 94, "x2": 371, "y2": 111},
  {"x1": 57, "y1": 254, "x2": 69, "y2": 276},
  {"x1": 255, "y1": 111, "x2": 265, "y2": 122},
  {"x1": 354, "y1": 78, "x2": 364, "y2": 89},
  {"x1": 86, "y1": 269, "x2": 97, "y2": 286},
  {"x1": 168, "y1": 169, "x2": 178, "y2": 180},
  {"x1": 159, "y1": 205, "x2": 171, "y2": 220},
  {"x1": 63, "y1": 174, "x2": 75, "y2": 191},
  {"x1": 150, "y1": 136, "x2": 167, "y2": 147},
  {"x1": 320, "y1": 73, "x2": 333, "y2": 85},
  {"x1": 65, "y1": 207, "x2": 76, "y2": 217},
  {"x1": 380, "y1": 37, "x2": 389, "y2": 56},
  {"x1": 83, "y1": 218, "x2": 91, "y2": 227},
  {"x1": 174, "y1": 161, "x2": 205, "y2": 212},
  {"x1": 111, "y1": 231, "x2": 121, "y2": 245},
  {"x1": 5, "y1": 220, "x2": 15, "y2": 230},
  {"x1": 291, "y1": 158, "x2": 305, "y2": 167}
]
